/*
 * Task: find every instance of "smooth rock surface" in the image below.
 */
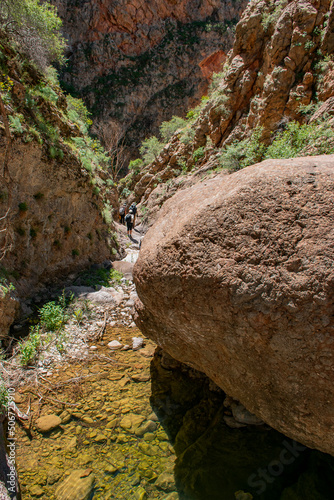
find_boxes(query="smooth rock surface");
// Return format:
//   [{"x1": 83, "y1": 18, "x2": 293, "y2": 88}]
[
  {"x1": 35, "y1": 415, "x2": 62, "y2": 433},
  {"x1": 134, "y1": 156, "x2": 334, "y2": 455},
  {"x1": 55, "y1": 469, "x2": 94, "y2": 500}
]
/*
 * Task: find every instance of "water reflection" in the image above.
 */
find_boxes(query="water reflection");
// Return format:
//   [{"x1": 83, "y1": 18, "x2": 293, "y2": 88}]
[{"x1": 150, "y1": 348, "x2": 334, "y2": 500}]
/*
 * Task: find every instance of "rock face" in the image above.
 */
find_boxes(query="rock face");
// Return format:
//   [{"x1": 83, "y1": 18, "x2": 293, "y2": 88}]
[
  {"x1": 126, "y1": 0, "x2": 334, "y2": 209},
  {"x1": 0, "y1": 138, "x2": 114, "y2": 297},
  {"x1": 0, "y1": 291, "x2": 19, "y2": 339},
  {"x1": 0, "y1": 35, "x2": 119, "y2": 310},
  {"x1": 134, "y1": 156, "x2": 334, "y2": 455},
  {"x1": 53, "y1": 0, "x2": 247, "y2": 154}
]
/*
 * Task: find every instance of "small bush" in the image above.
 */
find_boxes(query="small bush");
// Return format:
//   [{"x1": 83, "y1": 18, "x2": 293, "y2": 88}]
[
  {"x1": 18, "y1": 202, "x2": 28, "y2": 212},
  {"x1": 180, "y1": 127, "x2": 196, "y2": 145},
  {"x1": 192, "y1": 146, "x2": 205, "y2": 163},
  {"x1": 18, "y1": 325, "x2": 41, "y2": 366},
  {"x1": 79, "y1": 267, "x2": 123, "y2": 288},
  {"x1": 160, "y1": 116, "x2": 187, "y2": 142},
  {"x1": 9, "y1": 114, "x2": 24, "y2": 134},
  {"x1": 265, "y1": 120, "x2": 334, "y2": 159},
  {"x1": 217, "y1": 127, "x2": 266, "y2": 172},
  {"x1": 33, "y1": 192, "x2": 44, "y2": 200},
  {"x1": 72, "y1": 248, "x2": 79, "y2": 257},
  {"x1": 128, "y1": 158, "x2": 144, "y2": 174},
  {"x1": 140, "y1": 136, "x2": 164, "y2": 165},
  {"x1": 0, "y1": 376, "x2": 8, "y2": 411},
  {"x1": 39, "y1": 301, "x2": 67, "y2": 331}
]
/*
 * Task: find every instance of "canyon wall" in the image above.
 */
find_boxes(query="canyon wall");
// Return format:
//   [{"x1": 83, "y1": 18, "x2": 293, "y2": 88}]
[
  {"x1": 0, "y1": 34, "x2": 119, "y2": 333},
  {"x1": 124, "y1": 0, "x2": 334, "y2": 212},
  {"x1": 53, "y1": 0, "x2": 247, "y2": 156}
]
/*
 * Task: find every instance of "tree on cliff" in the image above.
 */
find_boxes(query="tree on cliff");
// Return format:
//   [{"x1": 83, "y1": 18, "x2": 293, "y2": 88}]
[{"x1": 0, "y1": 0, "x2": 66, "y2": 70}]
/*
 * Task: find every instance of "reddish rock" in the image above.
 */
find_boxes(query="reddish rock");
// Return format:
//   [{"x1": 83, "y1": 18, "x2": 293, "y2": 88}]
[
  {"x1": 199, "y1": 50, "x2": 227, "y2": 81},
  {"x1": 53, "y1": 0, "x2": 247, "y2": 152},
  {"x1": 134, "y1": 156, "x2": 334, "y2": 455}
]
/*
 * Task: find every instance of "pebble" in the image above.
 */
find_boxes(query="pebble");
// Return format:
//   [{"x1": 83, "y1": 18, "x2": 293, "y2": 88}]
[
  {"x1": 108, "y1": 340, "x2": 123, "y2": 350},
  {"x1": 35, "y1": 415, "x2": 61, "y2": 433},
  {"x1": 132, "y1": 337, "x2": 144, "y2": 350}
]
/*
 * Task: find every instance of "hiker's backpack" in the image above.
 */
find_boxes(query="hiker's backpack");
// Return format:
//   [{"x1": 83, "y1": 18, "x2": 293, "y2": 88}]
[
  {"x1": 125, "y1": 213, "x2": 132, "y2": 222},
  {"x1": 130, "y1": 204, "x2": 137, "y2": 215},
  {"x1": 119, "y1": 206, "x2": 125, "y2": 215}
]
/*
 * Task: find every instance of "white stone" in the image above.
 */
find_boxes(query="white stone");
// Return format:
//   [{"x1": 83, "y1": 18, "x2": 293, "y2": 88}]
[
  {"x1": 108, "y1": 340, "x2": 123, "y2": 350},
  {"x1": 132, "y1": 337, "x2": 144, "y2": 350}
]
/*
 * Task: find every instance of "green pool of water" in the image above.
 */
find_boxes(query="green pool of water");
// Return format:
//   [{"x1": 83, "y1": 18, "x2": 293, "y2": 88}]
[{"x1": 15, "y1": 327, "x2": 334, "y2": 500}]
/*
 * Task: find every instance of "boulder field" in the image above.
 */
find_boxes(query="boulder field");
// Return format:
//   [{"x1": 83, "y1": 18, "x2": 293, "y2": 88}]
[{"x1": 134, "y1": 155, "x2": 334, "y2": 455}]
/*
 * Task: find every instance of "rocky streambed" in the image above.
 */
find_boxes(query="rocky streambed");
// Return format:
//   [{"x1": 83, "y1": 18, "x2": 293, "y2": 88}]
[{"x1": 10, "y1": 229, "x2": 334, "y2": 500}]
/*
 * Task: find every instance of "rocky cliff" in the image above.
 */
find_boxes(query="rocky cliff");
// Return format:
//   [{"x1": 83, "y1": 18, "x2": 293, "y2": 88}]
[
  {"x1": 134, "y1": 155, "x2": 334, "y2": 456},
  {"x1": 124, "y1": 0, "x2": 334, "y2": 214},
  {"x1": 53, "y1": 0, "x2": 247, "y2": 157},
  {"x1": 0, "y1": 34, "x2": 119, "y2": 333}
]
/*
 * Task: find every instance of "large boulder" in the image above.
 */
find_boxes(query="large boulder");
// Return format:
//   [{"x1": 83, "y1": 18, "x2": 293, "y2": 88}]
[{"x1": 134, "y1": 155, "x2": 334, "y2": 455}]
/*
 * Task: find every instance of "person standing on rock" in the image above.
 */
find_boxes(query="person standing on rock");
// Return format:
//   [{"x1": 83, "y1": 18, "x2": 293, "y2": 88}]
[
  {"x1": 130, "y1": 202, "x2": 137, "y2": 228},
  {"x1": 119, "y1": 203, "x2": 126, "y2": 225},
  {"x1": 125, "y1": 209, "x2": 134, "y2": 237}
]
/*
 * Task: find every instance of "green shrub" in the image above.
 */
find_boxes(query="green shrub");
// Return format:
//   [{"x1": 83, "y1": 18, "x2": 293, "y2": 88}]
[
  {"x1": 140, "y1": 136, "x2": 164, "y2": 165},
  {"x1": 66, "y1": 95, "x2": 92, "y2": 134},
  {"x1": 217, "y1": 127, "x2": 266, "y2": 172},
  {"x1": 33, "y1": 192, "x2": 44, "y2": 200},
  {"x1": 265, "y1": 120, "x2": 334, "y2": 159},
  {"x1": 0, "y1": 376, "x2": 8, "y2": 411},
  {"x1": 0, "y1": 277, "x2": 15, "y2": 296},
  {"x1": 121, "y1": 187, "x2": 132, "y2": 198},
  {"x1": 29, "y1": 228, "x2": 37, "y2": 238},
  {"x1": 160, "y1": 116, "x2": 187, "y2": 142},
  {"x1": 102, "y1": 203, "x2": 112, "y2": 224},
  {"x1": 180, "y1": 127, "x2": 196, "y2": 145},
  {"x1": 79, "y1": 267, "x2": 123, "y2": 288},
  {"x1": 72, "y1": 248, "x2": 79, "y2": 257},
  {"x1": 18, "y1": 202, "x2": 28, "y2": 212},
  {"x1": 128, "y1": 158, "x2": 144, "y2": 173},
  {"x1": 32, "y1": 84, "x2": 58, "y2": 104},
  {"x1": 9, "y1": 114, "x2": 24, "y2": 134},
  {"x1": 0, "y1": 0, "x2": 66, "y2": 70},
  {"x1": 18, "y1": 325, "x2": 41, "y2": 366},
  {"x1": 39, "y1": 301, "x2": 67, "y2": 331},
  {"x1": 192, "y1": 146, "x2": 205, "y2": 163},
  {"x1": 186, "y1": 96, "x2": 209, "y2": 121}
]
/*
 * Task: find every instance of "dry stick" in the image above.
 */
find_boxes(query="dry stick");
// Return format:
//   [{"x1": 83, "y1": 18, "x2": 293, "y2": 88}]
[{"x1": 96, "y1": 311, "x2": 107, "y2": 341}]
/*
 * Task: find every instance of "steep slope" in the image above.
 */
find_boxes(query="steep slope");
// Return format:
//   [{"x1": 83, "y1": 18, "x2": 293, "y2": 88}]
[
  {"x1": 53, "y1": 0, "x2": 247, "y2": 157},
  {"x1": 125, "y1": 0, "x2": 334, "y2": 219}
]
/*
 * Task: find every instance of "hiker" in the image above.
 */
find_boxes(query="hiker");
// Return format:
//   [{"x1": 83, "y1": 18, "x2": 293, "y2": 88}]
[
  {"x1": 125, "y1": 209, "x2": 134, "y2": 237},
  {"x1": 119, "y1": 203, "x2": 126, "y2": 225},
  {"x1": 130, "y1": 202, "x2": 137, "y2": 228}
]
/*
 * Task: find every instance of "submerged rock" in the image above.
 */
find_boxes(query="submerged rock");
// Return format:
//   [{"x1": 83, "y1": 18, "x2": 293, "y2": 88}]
[
  {"x1": 134, "y1": 157, "x2": 334, "y2": 455},
  {"x1": 55, "y1": 469, "x2": 94, "y2": 500},
  {"x1": 35, "y1": 415, "x2": 61, "y2": 433},
  {"x1": 108, "y1": 340, "x2": 123, "y2": 350}
]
